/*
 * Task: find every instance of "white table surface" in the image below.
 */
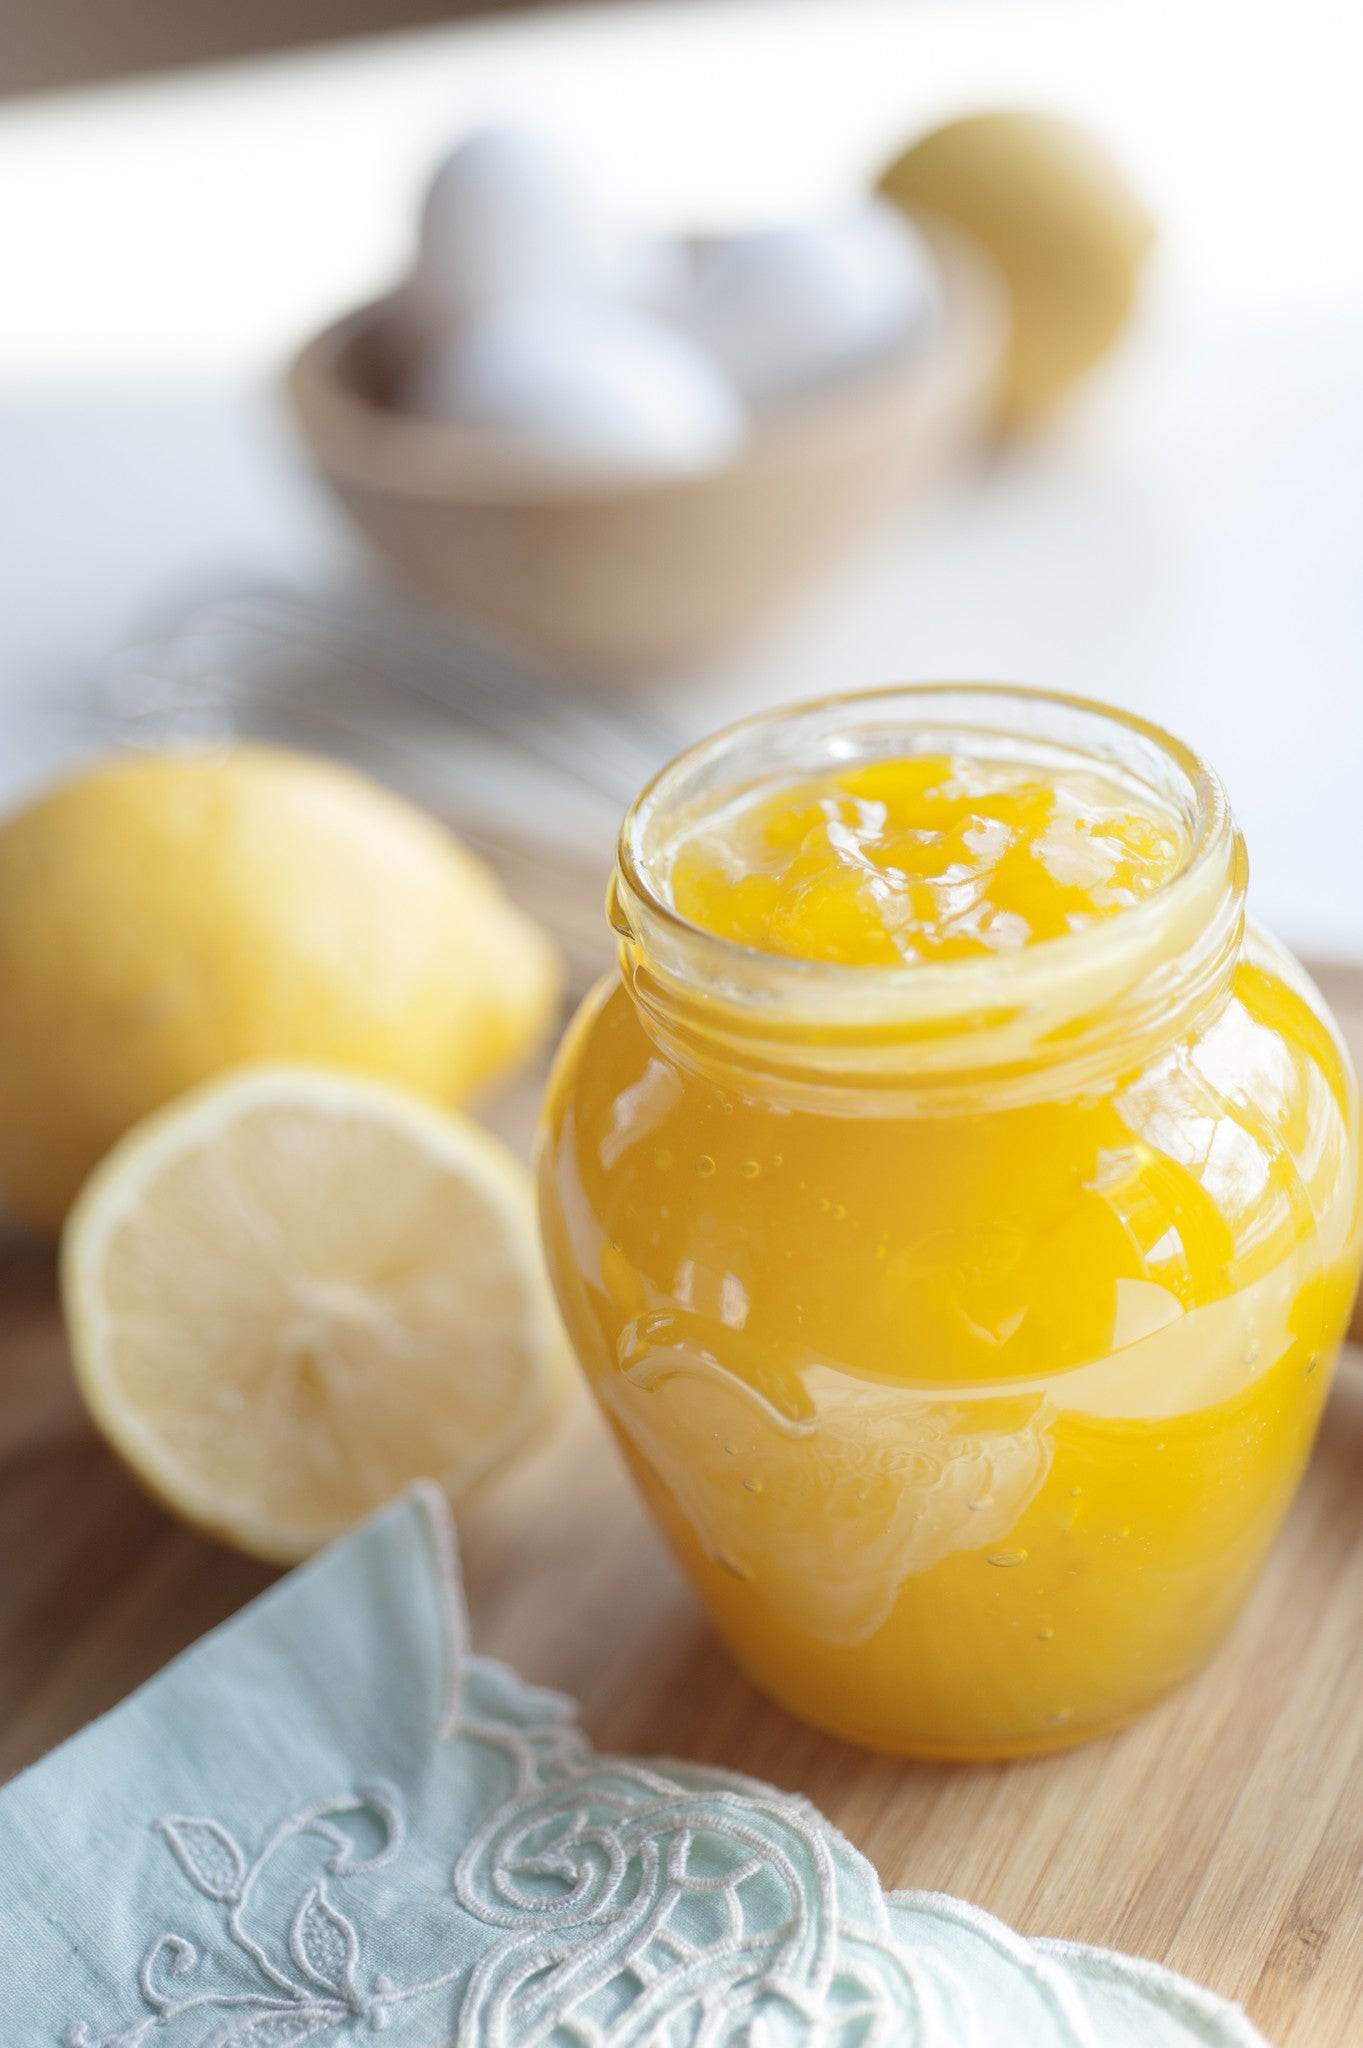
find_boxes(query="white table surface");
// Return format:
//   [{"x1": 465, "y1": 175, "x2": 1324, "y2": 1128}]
[{"x1": 1, "y1": 0, "x2": 1361, "y2": 956}]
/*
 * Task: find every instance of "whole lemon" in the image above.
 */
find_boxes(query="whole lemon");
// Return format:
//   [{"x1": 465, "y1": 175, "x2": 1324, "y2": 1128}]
[
  {"x1": 878, "y1": 111, "x2": 1154, "y2": 423},
  {"x1": 0, "y1": 745, "x2": 560, "y2": 1230}
]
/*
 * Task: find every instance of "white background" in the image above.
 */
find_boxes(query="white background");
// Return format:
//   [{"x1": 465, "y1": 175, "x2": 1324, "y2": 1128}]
[{"x1": 1, "y1": 0, "x2": 1360, "y2": 954}]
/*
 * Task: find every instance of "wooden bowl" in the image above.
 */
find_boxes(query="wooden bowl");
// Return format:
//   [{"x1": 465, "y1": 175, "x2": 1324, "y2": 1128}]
[{"x1": 287, "y1": 221, "x2": 1008, "y2": 678}]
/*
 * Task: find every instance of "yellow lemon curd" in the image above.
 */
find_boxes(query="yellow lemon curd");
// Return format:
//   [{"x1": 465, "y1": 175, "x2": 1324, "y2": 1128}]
[
  {"x1": 667, "y1": 754, "x2": 1185, "y2": 963},
  {"x1": 538, "y1": 689, "x2": 1362, "y2": 1757}
]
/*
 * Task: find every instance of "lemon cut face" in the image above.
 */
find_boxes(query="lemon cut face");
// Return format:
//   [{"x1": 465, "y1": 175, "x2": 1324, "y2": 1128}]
[{"x1": 62, "y1": 1066, "x2": 570, "y2": 1562}]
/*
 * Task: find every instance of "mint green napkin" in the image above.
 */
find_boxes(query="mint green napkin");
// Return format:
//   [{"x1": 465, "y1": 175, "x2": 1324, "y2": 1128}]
[{"x1": 0, "y1": 1486, "x2": 1268, "y2": 2046}]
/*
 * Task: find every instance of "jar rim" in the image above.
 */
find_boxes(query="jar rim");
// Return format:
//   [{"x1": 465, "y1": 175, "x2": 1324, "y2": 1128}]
[{"x1": 612, "y1": 682, "x2": 1245, "y2": 1089}]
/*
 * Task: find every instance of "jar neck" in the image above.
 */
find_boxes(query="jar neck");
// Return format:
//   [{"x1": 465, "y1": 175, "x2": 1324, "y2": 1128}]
[{"x1": 610, "y1": 685, "x2": 1248, "y2": 1108}]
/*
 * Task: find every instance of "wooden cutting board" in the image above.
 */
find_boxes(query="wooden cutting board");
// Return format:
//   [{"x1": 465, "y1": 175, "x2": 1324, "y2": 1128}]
[{"x1": 3, "y1": 866, "x2": 1362, "y2": 2046}]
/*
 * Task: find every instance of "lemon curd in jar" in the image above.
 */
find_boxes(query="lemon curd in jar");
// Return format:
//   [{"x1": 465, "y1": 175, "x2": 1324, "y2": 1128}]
[{"x1": 538, "y1": 688, "x2": 1362, "y2": 1757}]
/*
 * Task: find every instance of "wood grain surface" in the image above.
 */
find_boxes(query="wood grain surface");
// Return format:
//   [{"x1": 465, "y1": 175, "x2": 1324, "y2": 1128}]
[{"x1": 3, "y1": 946, "x2": 1362, "y2": 2047}]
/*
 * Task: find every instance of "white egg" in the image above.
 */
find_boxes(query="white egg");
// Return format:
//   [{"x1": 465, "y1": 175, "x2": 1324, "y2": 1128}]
[
  {"x1": 414, "y1": 126, "x2": 686, "y2": 321},
  {"x1": 402, "y1": 299, "x2": 748, "y2": 483},
  {"x1": 685, "y1": 199, "x2": 942, "y2": 406},
  {"x1": 415, "y1": 127, "x2": 620, "y2": 314}
]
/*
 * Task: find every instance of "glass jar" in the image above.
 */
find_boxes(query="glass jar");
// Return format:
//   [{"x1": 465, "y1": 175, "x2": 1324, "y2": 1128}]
[{"x1": 537, "y1": 687, "x2": 1362, "y2": 1758}]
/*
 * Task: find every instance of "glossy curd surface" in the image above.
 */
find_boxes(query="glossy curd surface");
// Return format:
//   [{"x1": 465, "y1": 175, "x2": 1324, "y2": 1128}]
[
  {"x1": 539, "y1": 737, "x2": 1362, "y2": 1757},
  {"x1": 667, "y1": 753, "x2": 1185, "y2": 963}
]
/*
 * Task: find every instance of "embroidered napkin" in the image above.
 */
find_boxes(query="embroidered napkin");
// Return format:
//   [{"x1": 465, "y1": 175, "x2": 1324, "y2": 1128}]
[{"x1": 0, "y1": 1486, "x2": 1268, "y2": 2047}]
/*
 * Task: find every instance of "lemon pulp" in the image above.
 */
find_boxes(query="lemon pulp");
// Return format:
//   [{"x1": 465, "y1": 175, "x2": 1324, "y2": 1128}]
[{"x1": 64, "y1": 1066, "x2": 569, "y2": 1562}]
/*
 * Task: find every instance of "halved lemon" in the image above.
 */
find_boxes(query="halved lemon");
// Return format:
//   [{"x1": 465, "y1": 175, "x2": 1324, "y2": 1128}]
[{"x1": 61, "y1": 1065, "x2": 571, "y2": 1562}]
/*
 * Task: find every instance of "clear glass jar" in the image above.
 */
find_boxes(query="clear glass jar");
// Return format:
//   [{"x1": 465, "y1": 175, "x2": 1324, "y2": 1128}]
[{"x1": 537, "y1": 687, "x2": 1362, "y2": 1757}]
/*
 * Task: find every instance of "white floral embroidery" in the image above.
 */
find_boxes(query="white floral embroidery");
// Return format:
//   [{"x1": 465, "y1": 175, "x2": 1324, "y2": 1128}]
[
  {"x1": 63, "y1": 1786, "x2": 422, "y2": 2048},
  {"x1": 64, "y1": 1487, "x2": 1265, "y2": 2048}
]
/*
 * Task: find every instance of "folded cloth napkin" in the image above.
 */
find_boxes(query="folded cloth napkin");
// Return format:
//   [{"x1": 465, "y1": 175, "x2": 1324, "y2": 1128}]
[{"x1": 0, "y1": 1485, "x2": 1268, "y2": 2047}]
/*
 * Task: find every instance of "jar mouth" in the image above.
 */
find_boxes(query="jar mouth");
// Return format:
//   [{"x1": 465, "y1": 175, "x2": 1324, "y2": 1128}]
[{"x1": 613, "y1": 683, "x2": 1245, "y2": 1091}]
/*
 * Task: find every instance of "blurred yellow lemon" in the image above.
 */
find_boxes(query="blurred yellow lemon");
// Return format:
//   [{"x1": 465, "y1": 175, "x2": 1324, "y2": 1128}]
[
  {"x1": 878, "y1": 112, "x2": 1154, "y2": 422},
  {"x1": 62, "y1": 1064, "x2": 571, "y2": 1561},
  {"x1": 0, "y1": 746, "x2": 560, "y2": 1230}
]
